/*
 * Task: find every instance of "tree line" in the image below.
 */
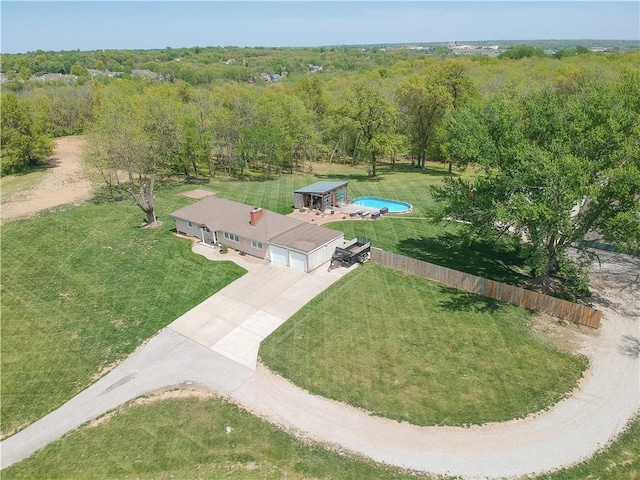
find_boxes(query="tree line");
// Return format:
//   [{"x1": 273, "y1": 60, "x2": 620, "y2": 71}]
[{"x1": 1, "y1": 51, "x2": 638, "y2": 297}]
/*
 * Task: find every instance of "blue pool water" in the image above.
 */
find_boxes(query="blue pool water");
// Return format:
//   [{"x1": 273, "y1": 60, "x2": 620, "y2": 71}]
[{"x1": 352, "y1": 196, "x2": 412, "y2": 213}]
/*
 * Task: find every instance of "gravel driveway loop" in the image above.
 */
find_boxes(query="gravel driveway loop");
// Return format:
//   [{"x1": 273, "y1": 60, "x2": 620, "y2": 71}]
[{"x1": 229, "y1": 250, "x2": 639, "y2": 478}]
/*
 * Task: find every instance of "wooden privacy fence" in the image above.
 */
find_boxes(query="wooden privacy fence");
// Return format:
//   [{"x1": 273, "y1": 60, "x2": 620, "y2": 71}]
[{"x1": 370, "y1": 248, "x2": 602, "y2": 328}]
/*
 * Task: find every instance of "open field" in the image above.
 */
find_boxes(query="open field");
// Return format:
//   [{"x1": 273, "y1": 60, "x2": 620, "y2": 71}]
[
  {"x1": 261, "y1": 263, "x2": 587, "y2": 426},
  {"x1": 0, "y1": 194, "x2": 245, "y2": 437},
  {"x1": 0, "y1": 136, "x2": 93, "y2": 224},
  {"x1": 206, "y1": 159, "x2": 475, "y2": 217}
]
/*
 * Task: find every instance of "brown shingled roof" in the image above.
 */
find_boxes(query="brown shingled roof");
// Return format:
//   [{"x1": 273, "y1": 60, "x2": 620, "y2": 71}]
[
  {"x1": 269, "y1": 223, "x2": 343, "y2": 253},
  {"x1": 169, "y1": 196, "x2": 304, "y2": 244}
]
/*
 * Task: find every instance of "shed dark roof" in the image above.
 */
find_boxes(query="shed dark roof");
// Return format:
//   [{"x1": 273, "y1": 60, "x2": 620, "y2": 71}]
[
  {"x1": 294, "y1": 181, "x2": 348, "y2": 195},
  {"x1": 269, "y1": 223, "x2": 343, "y2": 253}
]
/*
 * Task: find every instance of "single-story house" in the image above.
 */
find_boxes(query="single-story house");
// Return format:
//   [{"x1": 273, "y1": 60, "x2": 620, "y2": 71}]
[
  {"x1": 294, "y1": 181, "x2": 348, "y2": 210},
  {"x1": 170, "y1": 196, "x2": 344, "y2": 272}
]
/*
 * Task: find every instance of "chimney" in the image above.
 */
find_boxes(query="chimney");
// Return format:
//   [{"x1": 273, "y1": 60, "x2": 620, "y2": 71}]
[{"x1": 249, "y1": 207, "x2": 264, "y2": 226}]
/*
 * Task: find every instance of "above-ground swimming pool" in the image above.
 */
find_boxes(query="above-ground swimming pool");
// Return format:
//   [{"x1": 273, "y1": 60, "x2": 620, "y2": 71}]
[{"x1": 352, "y1": 196, "x2": 412, "y2": 213}]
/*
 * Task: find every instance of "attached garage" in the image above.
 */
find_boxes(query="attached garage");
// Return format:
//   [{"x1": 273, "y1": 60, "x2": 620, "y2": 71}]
[
  {"x1": 269, "y1": 223, "x2": 344, "y2": 273},
  {"x1": 269, "y1": 245, "x2": 289, "y2": 267},
  {"x1": 289, "y1": 250, "x2": 307, "y2": 271}
]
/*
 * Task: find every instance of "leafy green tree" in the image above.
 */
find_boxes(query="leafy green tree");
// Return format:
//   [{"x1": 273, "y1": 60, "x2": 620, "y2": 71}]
[
  {"x1": 435, "y1": 80, "x2": 640, "y2": 297},
  {"x1": 396, "y1": 77, "x2": 451, "y2": 170},
  {"x1": 0, "y1": 92, "x2": 53, "y2": 175},
  {"x1": 181, "y1": 90, "x2": 215, "y2": 179},
  {"x1": 85, "y1": 84, "x2": 184, "y2": 225},
  {"x1": 337, "y1": 81, "x2": 396, "y2": 176},
  {"x1": 70, "y1": 63, "x2": 89, "y2": 77},
  {"x1": 396, "y1": 61, "x2": 476, "y2": 172}
]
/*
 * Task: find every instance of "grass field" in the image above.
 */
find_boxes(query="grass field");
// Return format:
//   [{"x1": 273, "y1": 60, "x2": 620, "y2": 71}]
[
  {"x1": 205, "y1": 159, "x2": 470, "y2": 216},
  {"x1": 4, "y1": 395, "x2": 636, "y2": 480},
  {"x1": 4, "y1": 158, "x2": 624, "y2": 478},
  {"x1": 327, "y1": 217, "x2": 532, "y2": 285},
  {"x1": 261, "y1": 263, "x2": 587, "y2": 426},
  {"x1": 0, "y1": 191, "x2": 245, "y2": 437}
]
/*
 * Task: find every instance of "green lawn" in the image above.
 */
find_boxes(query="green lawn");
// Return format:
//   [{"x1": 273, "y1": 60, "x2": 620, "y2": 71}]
[
  {"x1": 0, "y1": 191, "x2": 246, "y2": 437},
  {"x1": 5, "y1": 395, "x2": 636, "y2": 480},
  {"x1": 206, "y1": 159, "x2": 465, "y2": 216},
  {"x1": 326, "y1": 218, "x2": 532, "y2": 285},
  {"x1": 2, "y1": 396, "x2": 435, "y2": 480},
  {"x1": 209, "y1": 159, "x2": 531, "y2": 287},
  {"x1": 261, "y1": 263, "x2": 587, "y2": 426}
]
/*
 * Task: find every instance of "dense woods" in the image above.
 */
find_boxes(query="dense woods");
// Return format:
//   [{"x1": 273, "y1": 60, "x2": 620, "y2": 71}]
[{"x1": 1, "y1": 44, "x2": 639, "y2": 294}]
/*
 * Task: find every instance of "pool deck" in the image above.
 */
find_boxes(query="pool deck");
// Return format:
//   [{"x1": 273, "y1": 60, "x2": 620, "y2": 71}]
[{"x1": 286, "y1": 203, "x2": 380, "y2": 226}]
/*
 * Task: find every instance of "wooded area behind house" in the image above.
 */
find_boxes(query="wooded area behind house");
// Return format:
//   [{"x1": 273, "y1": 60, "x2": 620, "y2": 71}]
[{"x1": 1, "y1": 43, "x2": 639, "y2": 297}]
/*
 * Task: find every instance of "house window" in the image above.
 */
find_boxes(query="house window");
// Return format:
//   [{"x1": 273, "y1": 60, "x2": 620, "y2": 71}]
[
  {"x1": 251, "y1": 240, "x2": 263, "y2": 250},
  {"x1": 223, "y1": 232, "x2": 240, "y2": 243},
  {"x1": 202, "y1": 226, "x2": 211, "y2": 233},
  {"x1": 187, "y1": 221, "x2": 193, "y2": 228}
]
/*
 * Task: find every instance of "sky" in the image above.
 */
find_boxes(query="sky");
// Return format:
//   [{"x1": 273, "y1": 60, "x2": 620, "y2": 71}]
[{"x1": 1, "y1": 1, "x2": 638, "y2": 54}]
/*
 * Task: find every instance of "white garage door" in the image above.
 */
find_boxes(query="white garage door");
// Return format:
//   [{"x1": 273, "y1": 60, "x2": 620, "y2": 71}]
[
  {"x1": 269, "y1": 245, "x2": 288, "y2": 266},
  {"x1": 289, "y1": 250, "x2": 307, "y2": 272}
]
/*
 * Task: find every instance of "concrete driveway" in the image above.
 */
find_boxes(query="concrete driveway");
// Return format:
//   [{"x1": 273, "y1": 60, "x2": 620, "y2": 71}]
[{"x1": 170, "y1": 244, "x2": 354, "y2": 368}]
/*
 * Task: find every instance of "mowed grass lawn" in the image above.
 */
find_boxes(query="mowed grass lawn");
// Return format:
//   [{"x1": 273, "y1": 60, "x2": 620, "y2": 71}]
[
  {"x1": 327, "y1": 218, "x2": 533, "y2": 285},
  {"x1": 203, "y1": 160, "x2": 534, "y2": 286},
  {"x1": 0, "y1": 190, "x2": 245, "y2": 437},
  {"x1": 207, "y1": 159, "x2": 468, "y2": 216},
  {"x1": 261, "y1": 264, "x2": 587, "y2": 426}
]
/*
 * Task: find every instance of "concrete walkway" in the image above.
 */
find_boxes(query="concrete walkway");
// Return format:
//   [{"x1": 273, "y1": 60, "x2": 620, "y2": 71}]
[{"x1": 0, "y1": 246, "x2": 354, "y2": 469}]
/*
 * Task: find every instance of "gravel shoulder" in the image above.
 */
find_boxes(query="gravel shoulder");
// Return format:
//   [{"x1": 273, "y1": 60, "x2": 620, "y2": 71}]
[{"x1": 1, "y1": 136, "x2": 92, "y2": 224}]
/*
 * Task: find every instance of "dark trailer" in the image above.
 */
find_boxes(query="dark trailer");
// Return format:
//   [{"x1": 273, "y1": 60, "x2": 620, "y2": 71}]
[{"x1": 331, "y1": 236, "x2": 371, "y2": 268}]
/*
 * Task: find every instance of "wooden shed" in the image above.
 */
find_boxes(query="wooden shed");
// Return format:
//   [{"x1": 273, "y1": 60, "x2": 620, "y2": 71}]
[{"x1": 294, "y1": 181, "x2": 348, "y2": 210}]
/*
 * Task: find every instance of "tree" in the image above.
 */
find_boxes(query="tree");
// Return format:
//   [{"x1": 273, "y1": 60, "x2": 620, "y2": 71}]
[
  {"x1": 0, "y1": 92, "x2": 53, "y2": 175},
  {"x1": 435, "y1": 80, "x2": 640, "y2": 298},
  {"x1": 181, "y1": 90, "x2": 214, "y2": 180},
  {"x1": 337, "y1": 81, "x2": 396, "y2": 176},
  {"x1": 396, "y1": 77, "x2": 451, "y2": 170},
  {"x1": 396, "y1": 61, "x2": 476, "y2": 172},
  {"x1": 498, "y1": 44, "x2": 545, "y2": 60},
  {"x1": 85, "y1": 84, "x2": 183, "y2": 225},
  {"x1": 132, "y1": 85, "x2": 184, "y2": 224}
]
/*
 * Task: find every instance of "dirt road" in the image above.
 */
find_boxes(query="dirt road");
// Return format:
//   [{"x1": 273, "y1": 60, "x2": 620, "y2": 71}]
[{"x1": 1, "y1": 136, "x2": 93, "y2": 224}]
